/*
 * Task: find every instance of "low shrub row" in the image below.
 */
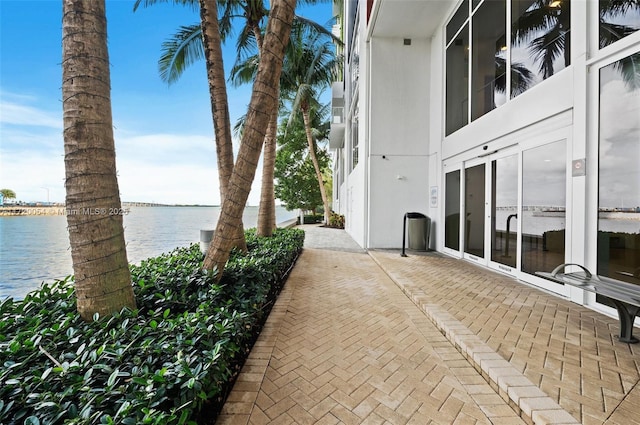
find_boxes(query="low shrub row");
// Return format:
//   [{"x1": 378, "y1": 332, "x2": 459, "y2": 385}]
[
  {"x1": 301, "y1": 214, "x2": 323, "y2": 224},
  {"x1": 0, "y1": 228, "x2": 305, "y2": 425}
]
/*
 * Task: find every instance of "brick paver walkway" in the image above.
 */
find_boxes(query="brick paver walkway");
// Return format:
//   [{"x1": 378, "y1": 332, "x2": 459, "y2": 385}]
[
  {"x1": 217, "y1": 249, "x2": 525, "y2": 424},
  {"x1": 369, "y1": 250, "x2": 640, "y2": 425},
  {"x1": 217, "y1": 226, "x2": 640, "y2": 425}
]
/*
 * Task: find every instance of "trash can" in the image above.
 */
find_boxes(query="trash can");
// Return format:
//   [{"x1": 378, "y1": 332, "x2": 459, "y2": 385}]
[
  {"x1": 406, "y1": 212, "x2": 430, "y2": 251},
  {"x1": 200, "y1": 230, "x2": 214, "y2": 254}
]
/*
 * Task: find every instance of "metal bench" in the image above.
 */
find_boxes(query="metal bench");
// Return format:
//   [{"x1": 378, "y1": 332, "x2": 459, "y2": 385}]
[{"x1": 536, "y1": 263, "x2": 640, "y2": 344}]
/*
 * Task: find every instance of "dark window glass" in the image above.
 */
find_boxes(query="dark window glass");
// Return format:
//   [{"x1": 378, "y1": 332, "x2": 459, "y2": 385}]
[
  {"x1": 597, "y1": 53, "x2": 640, "y2": 290},
  {"x1": 471, "y1": 0, "x2": 507, "y2": 121},
  {"x1": 351, "y1": 111, "x2": 359, "y2": 169},
  {"x1": 491, "y1": 154, "x2": 518, "y2": 268},
  {"x1": 521, "y1": 140, "x2": 566, "y2": 276},
  {"x1": 447, "y1": 0, "x2": 469, "y2": 45},
  {"x1": 445, "y1": 170, "x2": 461, "y2": 251},
  {"x1": 511, "y1": 0, "x2": 571, "y2": 99},
  {"x1": 446, "y1": 24, "x2": 469, "y2": 136},
  {"x1": 465, "y1": 164, "x2": 485, "y2": 258},
  {"x1": 599, "y1": 0, "x2": 640, "y2": 48}
]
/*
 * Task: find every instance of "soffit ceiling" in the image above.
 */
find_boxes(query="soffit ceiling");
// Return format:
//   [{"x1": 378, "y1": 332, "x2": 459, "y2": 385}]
[{"x1": 369, "y1": 0, "x2": 456, "y2": 39}]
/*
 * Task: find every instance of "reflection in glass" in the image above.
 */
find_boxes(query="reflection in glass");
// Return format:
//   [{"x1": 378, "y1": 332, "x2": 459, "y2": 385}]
[
  {"x1": 598, "y1": 54, "x2": 640, "y2": 289},
  {"x1": 445, "y1": 170, "x2": 461, "y2": 251},
  {"x1": 465, "y1": 164, "x2": 485, "y2": 258},
  {"x1": 521, "y1": 140, "x2": 566, "y2": 276},
  {"x1": 599, "y1": 1, "x2": 640, "y2": 48},
  {"x1": 471, "y1": 0, "x2": 507, "y2": 121},
  {"x1": 446, "y1": 0, "x2": 469, "y2": 45},
  {"x1": 491, "y1": 155, "x2": 518, "y2": 268},
  {"x1": 446, "y1": 24, "x2": 470, "y2": 136},
  {"x1": 511, "y1": 0, "x2": 571, "y2": 98}
]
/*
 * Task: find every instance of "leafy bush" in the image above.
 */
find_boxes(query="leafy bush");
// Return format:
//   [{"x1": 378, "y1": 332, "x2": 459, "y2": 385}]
[
  {"x1": 302, "y1": 214, "x2": 323, "y2": 224},
  {"x1": 0, "y1": 228, "x2": 304, "y2": 425},
  {"x1": 328, "y1": 212, "x2": 345, "y2": 229}
]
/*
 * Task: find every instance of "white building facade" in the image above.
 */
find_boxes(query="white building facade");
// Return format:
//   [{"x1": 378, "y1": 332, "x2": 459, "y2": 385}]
[{"x1": 331, "y1": 0, "x2": 639, "y2": 316}]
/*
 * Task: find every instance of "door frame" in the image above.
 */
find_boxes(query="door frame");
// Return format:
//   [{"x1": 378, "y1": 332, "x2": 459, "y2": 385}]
[
  {"x1": 442, "y1": 162, "x2": 463, "y2": 258},
  {"x1": 462, "y1": 157, "x2": 489, "y2": 265},
  {"x1": 486, "y1": 147, "x2": 521, "y2": 277},
  {"x1": 515, "y1": 129, "x2": 572, "y2": 297}
]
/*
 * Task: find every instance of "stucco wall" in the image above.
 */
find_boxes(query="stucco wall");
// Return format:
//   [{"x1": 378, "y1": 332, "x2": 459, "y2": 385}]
[{"x1": 367, "y1": 37, "x2": 431, "y2": 248}]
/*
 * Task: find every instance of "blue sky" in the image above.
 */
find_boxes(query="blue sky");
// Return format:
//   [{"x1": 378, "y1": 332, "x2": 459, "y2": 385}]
[{"x1": 0, "y1": 0, "x2": 333, "y2": 205}]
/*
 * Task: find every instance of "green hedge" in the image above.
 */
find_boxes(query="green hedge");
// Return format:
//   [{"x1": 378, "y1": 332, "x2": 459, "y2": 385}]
[
  {"x1": 0, "y1": 228, "x2": 304, "y2": 425},
  {"x1": 302, "y1": 214, "x2": 323, "y2": 224}
]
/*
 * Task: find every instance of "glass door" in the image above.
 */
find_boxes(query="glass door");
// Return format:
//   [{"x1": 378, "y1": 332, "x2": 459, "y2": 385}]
[
  {"x1": 488, "y1": 151, "x2": 519, "y2": 275},
  {"x1": 444, "y1": 166, "x2": 462, "y2": 256},
  {"x1": 520, "y1": 138, "x2": 569, "y2": 294},
  {"x1": 463, "y1": 159, "x2": 487, "y2": 263}
]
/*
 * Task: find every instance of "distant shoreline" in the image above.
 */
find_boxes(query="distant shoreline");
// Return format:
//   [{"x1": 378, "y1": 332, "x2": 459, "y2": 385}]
[{"x1": 0, "y1": 204, "x2": 261, "y2": 217}]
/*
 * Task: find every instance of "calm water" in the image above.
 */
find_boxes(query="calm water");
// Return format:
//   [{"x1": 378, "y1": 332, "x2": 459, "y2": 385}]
[{"x1": 0, "y1": 206, "x2": 297, "y2": 300}]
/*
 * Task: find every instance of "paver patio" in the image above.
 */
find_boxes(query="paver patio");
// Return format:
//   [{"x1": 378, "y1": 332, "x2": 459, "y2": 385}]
[{"x1": 216, "y1": 226, "x2": 639, "y2": 425}]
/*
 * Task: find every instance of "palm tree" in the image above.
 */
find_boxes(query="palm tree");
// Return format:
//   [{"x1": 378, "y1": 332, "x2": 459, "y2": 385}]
[
  {"x1": 203, "y1": 0, "x2": 297, "y2": 275},
  {"x1": 0, "y1": 189, "x2": 16, "y2": 204},
  {"x1": 600, "y1": 0, "x2": 640, "y2": 89},
  {"x1": 230, "y1": 17, "x2": 337, "y2": 236},
  {"x1": 134, "y1": 0, "x2": 335, "y2": 238},
  {"x1": 134, "y1": 0, "x2": 247, "y2": 250},
  {"x1": 494, "y1": 57, "x2": 535, "y2": 97},
  {"x1": 281, "y1": 24, "x2": 338, "y2": 225},
  {"x1": 62, "y1": 0, "x2": 136, "y2": 321},
  {"x1": 274, "y1": 111, "x2": 331, "y2": 213},
  {"x1": 512, "y1": 0, "x2": 572, "y2": 79}
]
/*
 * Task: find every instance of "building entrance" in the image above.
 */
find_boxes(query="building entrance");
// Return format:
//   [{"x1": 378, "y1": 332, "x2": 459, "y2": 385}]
[{"x1": 443, "y1": 139, "x2": 570, "y2": 295}]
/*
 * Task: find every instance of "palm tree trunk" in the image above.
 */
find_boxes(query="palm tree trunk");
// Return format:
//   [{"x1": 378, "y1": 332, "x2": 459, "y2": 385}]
[
  {"x1": 252, "y1": 22, "x2": 264, "y2": 55},
  {"x1": 302, "y1": 108, "x2": 330, "y2": 225},
  {"x1": 256, "y1": 109, "x2": 278, "y2": 236},
  {"x1": 252, "y1": 8, "x2": 278, "y2": 237},
  {"x1": 199, "y1": 0, "x2": 247, "y2": 252},
  {"x1": 62, "y1": 0, "x2": 136, "y2": 321},
  {"x1": 203, "y1": 0, "x2": 297, "y2": 274}
]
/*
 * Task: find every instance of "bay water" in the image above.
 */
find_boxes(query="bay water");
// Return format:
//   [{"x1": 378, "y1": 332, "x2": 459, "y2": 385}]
[{"x1": 0, "y1": 206, "x2": 298, "y2": 300}]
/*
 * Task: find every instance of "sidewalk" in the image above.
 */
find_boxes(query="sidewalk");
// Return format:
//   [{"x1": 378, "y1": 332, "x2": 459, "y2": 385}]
[{"x1": 216, "y1": 225, "x2": 640, "y2": 425}]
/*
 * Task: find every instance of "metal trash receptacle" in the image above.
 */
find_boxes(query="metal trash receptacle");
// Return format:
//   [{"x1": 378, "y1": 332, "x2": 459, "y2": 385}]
[{"x1": 406, "y1": 212, "x2": 430, "y2": 251}]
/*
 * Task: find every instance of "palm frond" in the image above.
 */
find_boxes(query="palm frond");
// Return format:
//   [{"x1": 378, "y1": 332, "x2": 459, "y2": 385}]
[
  {"x1": 293, "y1": 15, "x2": 343, "y2": 46},
  {"x1": 599, "y1": 21, "x2": 639, "y2": 48},
  {"x1": 234, "y1": 113, "x2": 247, "y2": 139},
  {"x1": 133, "y1": 0, "x2": 197, "y2": 12},
  {"x1": 511, "y1": 1, "x2": 558, "y2": 45},
  {"x1": 229, "y1": 54, "x2": 260, "y2": 87},
  {"x1": 529, "y1": 25, "x2": 567, "y2": 78},
  {"x1": 158, "y1": 24, "x2": 204, "y2": 85},
  {"x1": 600, "y1": 0, "x2": 640, "y2": 17},
  {"x1": 613, "y1": 52, "x2": 640, "y2": 90}
]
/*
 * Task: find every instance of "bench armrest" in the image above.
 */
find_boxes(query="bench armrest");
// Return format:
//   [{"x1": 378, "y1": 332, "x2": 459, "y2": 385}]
[{"x1": 551, "y1": 263, "x2": 592, "y2": 279}]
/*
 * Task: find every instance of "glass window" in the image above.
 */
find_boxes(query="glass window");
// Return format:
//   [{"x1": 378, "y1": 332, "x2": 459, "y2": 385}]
[
  {"x1": 465, "y1": 164, "x2": 486, "y2": 258},
  {"x1": 471, "y1": 0, "x2": 507, "y2": 121},
  {"x1": 447, "y1": 0, "x2": 469, "y2": 45},
  {"x1": 511, "y1": 0, "x2": 571, "y2": 98},
  {"x1": 351, "y1": 108, "x2": 359, "y2": 170},
  {"x1": 521, "y1": 140, "x2": 566, "y2": 276},
  {"x1": 597, "y1": 52, "x2": 640, "y2": 288},
  {"x1": 445, "y1": 170, "x2": 461, "y2": 251},
  {"x1": 491, "y1": 154, "x2": 518, "y2": 268},
  {"x1": 446, "y1": 24, "x2": 469, "y2": 136},
  {"x1": 599, "y1": 1, "x2": 640, "y2": 48}
]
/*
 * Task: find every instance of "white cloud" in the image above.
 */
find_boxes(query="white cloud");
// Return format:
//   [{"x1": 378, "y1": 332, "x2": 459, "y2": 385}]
[
  {"x1": 1, "y1": 95, "x2": 268, "y2": 206},
  {"x1": 0, "y1": 100, "x2": 62, "y2": 129}
]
